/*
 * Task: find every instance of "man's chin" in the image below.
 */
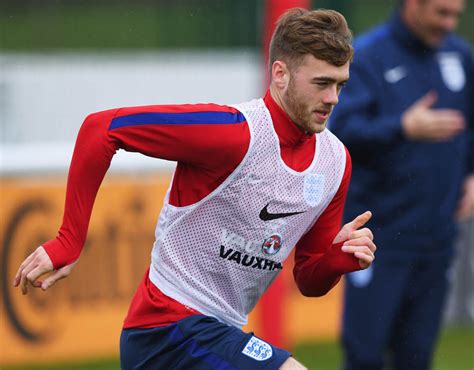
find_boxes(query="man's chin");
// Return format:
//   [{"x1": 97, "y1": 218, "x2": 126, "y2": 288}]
[{"x1": 308, "y1": 122, "x2": 327, "y2": 134}]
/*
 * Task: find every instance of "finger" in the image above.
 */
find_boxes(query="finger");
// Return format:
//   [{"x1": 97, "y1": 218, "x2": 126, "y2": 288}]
[
  {"x1": 431, "y1": 118, "x2": 465, "y2": 132},
  {"x1": 431, "y1": 109, "x2": 465, "y2": 121},
  {"x1": 438, "y1": 124, "x2": 466, "y2": 135},
  {"x1": 332, "y1": 211, "x2": 373, "y2": 244},
  {"x1": 41, "y1": 269, "x2": 69, "y2": 291},
  {"x1": 432, "y1": 126, "x2": 465, "y2": 141},
  {"x1": 342, "y1": 245, "x2": 375, "y2": 269},
  {"x1": 431, "y1": 108, "x2": 464, "y2": 117},
  {"x1": 354, "y1": 250, "x2": 375, "y2": 262},
  {"x1": 20, "y1": 261, "x2": 38, "y2": 295},
  {"x1": 348, "y1": 211, "x2": 372, "y2": 230},
  {"x1": 343, "y1": 238, "x2": 377, "y2": 252},
  {"x1": 354, "y1": 251, "x2": 375, "y2": 269},
  {"x1": 26, "y1": 264, "x2": 53, "y2": 285},
  {"x1": 341, "y1": 245, "x2": 375, "y2": 258},
  {"x1": 434, "y1": 123, "x2": 466, "y2": 136},
  {"x1": 32, "y1": 280, "x2": 43, "y2": 288},
  {"x1": 14, "y1": 251, "x2": 38, "y2": 286},
  {"x1": 22, "y1": 262, "x2": 52, "y2": 295},
  {"x1": 415, "y1": 91, "x2": 437, "y2": 108},
  {"x1": 349, "y1": 227, "x2": 374, "y2": 241}
]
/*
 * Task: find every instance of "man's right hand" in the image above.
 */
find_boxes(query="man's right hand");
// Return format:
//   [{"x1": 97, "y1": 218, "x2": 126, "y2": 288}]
[
  {"x1": 402, "y1": 91, "x2": 465, "y2": 141},
  {"x1": 13, "y1": 246, "x2": 76, "y2": 295}
]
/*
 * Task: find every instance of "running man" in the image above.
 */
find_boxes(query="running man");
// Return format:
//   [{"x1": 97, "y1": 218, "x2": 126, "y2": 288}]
[{"x1": 14, "y1": 8, "x2": 376, "y2": 370}]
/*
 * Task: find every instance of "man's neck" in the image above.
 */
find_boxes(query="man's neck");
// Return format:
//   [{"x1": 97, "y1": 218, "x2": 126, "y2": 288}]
[{"x1": 269, "y1": 84, "x2": 286, "y2": 113}]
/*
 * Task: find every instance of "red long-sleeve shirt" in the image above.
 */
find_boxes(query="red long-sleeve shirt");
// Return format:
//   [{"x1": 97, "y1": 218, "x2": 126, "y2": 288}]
[{"x1": 43, "y1": 91, "x2": 359, "y2": 329}]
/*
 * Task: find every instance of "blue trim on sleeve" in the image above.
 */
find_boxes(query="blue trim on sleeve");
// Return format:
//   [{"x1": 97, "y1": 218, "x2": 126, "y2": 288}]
[{"x1": 109, "y1": 111, "x2": 246, "y2": 130}]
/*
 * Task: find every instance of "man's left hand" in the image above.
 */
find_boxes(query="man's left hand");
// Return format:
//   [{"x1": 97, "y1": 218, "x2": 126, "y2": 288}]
[{"x1": 333, "y1": 211, "x2": 376, "y2": 270}]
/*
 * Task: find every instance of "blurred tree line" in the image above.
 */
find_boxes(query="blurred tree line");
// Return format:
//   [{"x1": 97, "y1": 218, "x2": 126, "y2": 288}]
[{"x1": 0, "y1": 0, "x2": 472, "y2": 50}]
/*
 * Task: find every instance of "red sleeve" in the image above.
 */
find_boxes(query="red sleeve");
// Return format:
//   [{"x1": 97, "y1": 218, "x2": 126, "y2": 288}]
[
  {"x1": 43, "y1": 104, "x2": 250, "y2": 269},
  {"x1": 293, "y1": 147, "x2": 360, "y2": 297}
]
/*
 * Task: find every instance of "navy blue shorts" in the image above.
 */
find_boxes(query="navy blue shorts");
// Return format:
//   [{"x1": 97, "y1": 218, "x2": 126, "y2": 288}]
[{"x1": 120, "y1": 314, "x2": 291, "y2": 370}]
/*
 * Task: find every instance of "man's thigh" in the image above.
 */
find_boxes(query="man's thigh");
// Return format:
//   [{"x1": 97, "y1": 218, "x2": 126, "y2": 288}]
[
  {"x1": 120, "y1": 314, "x2": 291, "y2": 369},
  {"x1": 391, "y1": 251, "x2": 453, "y2": 370}
]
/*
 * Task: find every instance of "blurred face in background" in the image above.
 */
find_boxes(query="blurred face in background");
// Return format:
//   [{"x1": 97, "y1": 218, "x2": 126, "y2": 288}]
[{"x1": 404, "y1": 0, "x2": 465, "y2": 47}]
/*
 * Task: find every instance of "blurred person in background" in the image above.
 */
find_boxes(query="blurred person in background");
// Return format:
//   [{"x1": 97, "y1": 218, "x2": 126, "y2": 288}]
[
  {"x1": 12, "y1": 8, "x2": 377, "y2": 370},
  {"x1": 330, "y1": 0, "x2": 474, "y2": 369}
]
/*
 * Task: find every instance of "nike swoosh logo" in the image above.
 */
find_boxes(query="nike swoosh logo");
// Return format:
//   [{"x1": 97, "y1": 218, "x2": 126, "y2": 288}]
[
  {"x1": 384, "y1": 66, "x2": 407, "y2": 84},
  {"x1": 259, "y1": 203, "x2": 305, "y2": 221}
]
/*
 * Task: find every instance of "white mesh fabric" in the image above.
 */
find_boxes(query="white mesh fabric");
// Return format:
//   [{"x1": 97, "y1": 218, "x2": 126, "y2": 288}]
[{"x1": 149, "y1": 98, "x2": 346, "y2": 327}]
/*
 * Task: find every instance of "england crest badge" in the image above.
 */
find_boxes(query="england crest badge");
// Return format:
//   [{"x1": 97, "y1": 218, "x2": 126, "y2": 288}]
[
  {"x1": 438, "y1": 52, "x2": 465, "y2": 92},
  {"x1": 304, "y1": 173, "x2": 325, "y2": 207},
  {"x1": 242, "y1": 336, "x2": 273, "y2": 361}
]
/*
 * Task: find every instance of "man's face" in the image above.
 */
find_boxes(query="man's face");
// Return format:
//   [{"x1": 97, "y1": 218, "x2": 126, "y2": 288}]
[
  {"x1": 281, "y1": 55, "x2": 349, "y2": 134},
  {"x1": 411, "y1": 0, "x2": 464, "y2": 47}
]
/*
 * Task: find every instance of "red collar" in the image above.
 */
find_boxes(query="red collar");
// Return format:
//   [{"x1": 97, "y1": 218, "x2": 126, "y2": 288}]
[{"x1": 263, "y1": 90, "x2": 314, "y2": 148}]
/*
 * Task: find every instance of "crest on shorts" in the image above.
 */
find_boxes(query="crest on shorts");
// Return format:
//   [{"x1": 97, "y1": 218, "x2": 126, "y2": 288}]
[
  {"x1": 242, "y1": 336, "x2": 273, "y2": 361},
  {"x1": 438, "y1": 52, "x2": 465, "y2": 92},
  {"x1": 304, "y1": 173, "x2": 325, "y2": 207}
]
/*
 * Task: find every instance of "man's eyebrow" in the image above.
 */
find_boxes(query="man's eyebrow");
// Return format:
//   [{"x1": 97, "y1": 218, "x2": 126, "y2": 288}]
[{"x1": 311, "y1": 76, "x2": 349, "y2": 84}]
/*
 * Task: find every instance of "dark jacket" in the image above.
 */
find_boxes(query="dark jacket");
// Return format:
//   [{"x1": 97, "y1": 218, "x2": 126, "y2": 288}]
[{"x1": 330, "y1": 12, "x2": 474, "y2": 253}]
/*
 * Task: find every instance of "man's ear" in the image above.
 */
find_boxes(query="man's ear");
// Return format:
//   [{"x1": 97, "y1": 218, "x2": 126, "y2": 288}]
[{"x1": 271, "y1": 60, "x2": 290, "y2": 90}]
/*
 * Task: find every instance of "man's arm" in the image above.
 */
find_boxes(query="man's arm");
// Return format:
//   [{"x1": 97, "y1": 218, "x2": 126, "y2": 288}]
[
  {"x1": 293, "y1": 148, "x2": 376, "y2": 297},
  {"x1": 13, "y1": 103, "x2": 250, "y2": 293}
]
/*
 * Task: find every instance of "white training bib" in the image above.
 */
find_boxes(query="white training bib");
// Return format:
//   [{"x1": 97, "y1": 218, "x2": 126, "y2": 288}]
[{"x1": 149, "y1": 98, "x2": 346, "y2": 327}]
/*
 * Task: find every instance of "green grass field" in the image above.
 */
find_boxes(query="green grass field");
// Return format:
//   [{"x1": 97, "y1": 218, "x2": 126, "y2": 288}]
[
  {"x1": 5, "y1": 326, "x2": 473, "y2": 370},
  {"x1": 293, "y1": 326, "x2": 474, "y2": 370}
]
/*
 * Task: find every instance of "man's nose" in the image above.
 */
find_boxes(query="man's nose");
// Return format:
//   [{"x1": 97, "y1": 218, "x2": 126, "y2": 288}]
[{"x1": 323, "y1": 86, "x2": 339, "y2": 105}]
